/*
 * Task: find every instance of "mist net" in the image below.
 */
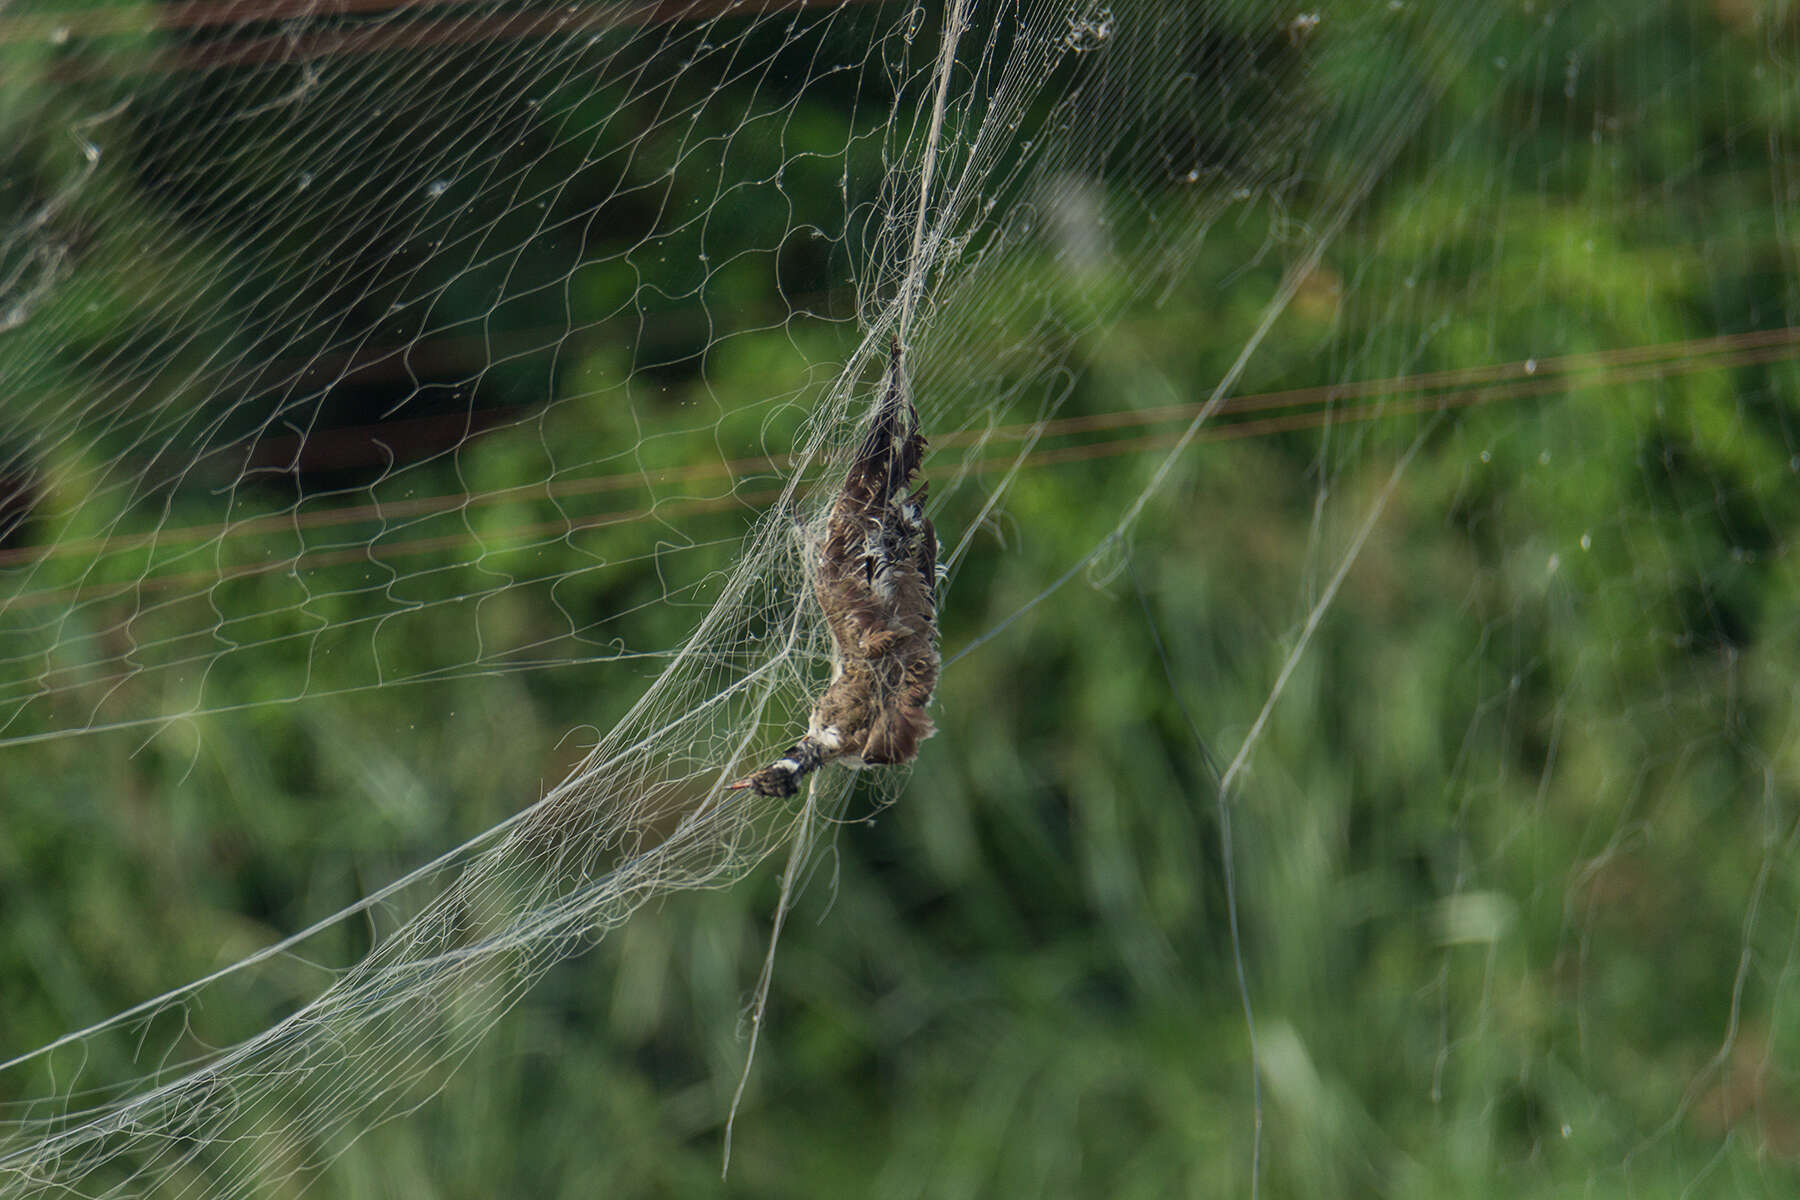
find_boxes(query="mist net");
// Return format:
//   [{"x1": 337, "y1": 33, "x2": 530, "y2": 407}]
[{"x1": 2, "y1": 0, "x2": 1798, "y2": 1194}]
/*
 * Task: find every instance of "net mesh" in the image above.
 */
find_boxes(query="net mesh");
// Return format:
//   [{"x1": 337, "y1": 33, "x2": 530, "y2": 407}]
[{"x1": 1, "y1": 0, "x2": 1798, "y2": 1194}]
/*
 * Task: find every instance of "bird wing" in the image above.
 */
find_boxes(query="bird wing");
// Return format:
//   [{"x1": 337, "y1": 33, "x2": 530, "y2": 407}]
[{"x1": 818, "y1": 338, "x2": 928, "y2": 655}]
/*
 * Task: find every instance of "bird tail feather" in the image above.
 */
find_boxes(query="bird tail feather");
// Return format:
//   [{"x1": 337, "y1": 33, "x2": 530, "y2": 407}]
[{"x1": 851, "y1": 336, "x2": 925, "y2": 505}]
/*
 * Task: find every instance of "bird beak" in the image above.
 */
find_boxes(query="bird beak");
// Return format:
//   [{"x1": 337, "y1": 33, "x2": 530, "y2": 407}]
[{"x1": 727, "y1": 779, "x2": 752, "y2": 791}]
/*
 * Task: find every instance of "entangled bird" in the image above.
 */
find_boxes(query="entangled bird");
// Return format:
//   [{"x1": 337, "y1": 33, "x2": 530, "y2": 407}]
[{"x1": 732, "y1": 335, "x2": 939, "y2": 798}]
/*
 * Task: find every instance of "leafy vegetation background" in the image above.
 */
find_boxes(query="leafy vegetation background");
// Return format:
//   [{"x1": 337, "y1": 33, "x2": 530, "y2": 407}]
[{"x1": 2, "y1": 2, "x2": 1799, "y2": 1196}]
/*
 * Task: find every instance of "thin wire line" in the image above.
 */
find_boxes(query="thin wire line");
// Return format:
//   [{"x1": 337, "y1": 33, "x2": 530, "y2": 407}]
[
  {"x1": 8, "y1": 327, "x2": 1789, "y2": 576},
  {"x1": 12, "y1": 328, "x2": 1760, "y2": 746},
  {"x1": 7, "y1": 332, "x2": 1789, "y2": 626},
  {"x1": 1214, "y1": 413, "x2": 1437, "y2": 805}
]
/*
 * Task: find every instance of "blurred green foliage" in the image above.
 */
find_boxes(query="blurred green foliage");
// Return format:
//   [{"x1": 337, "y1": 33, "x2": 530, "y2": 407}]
[{"x1": 3, "y1": 1, "x2": 1800, "y2": 1196}]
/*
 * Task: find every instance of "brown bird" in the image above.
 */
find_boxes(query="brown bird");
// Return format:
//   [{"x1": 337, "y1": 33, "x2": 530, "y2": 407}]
[{"x1": 732, "y1": 336, "x2": 939, "y2": 798}]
